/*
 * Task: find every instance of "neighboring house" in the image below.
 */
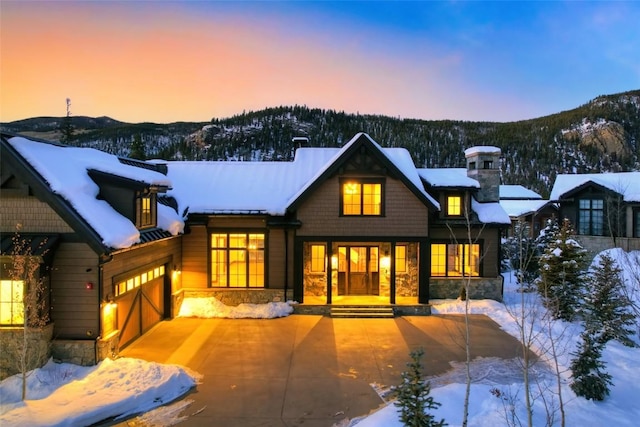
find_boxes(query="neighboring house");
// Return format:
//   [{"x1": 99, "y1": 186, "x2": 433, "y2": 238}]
[
  {"x1": 0, "y1": 132, "x2": 509, "y2": 376},
  {"x1": 499, "y1": 185, "x2": 557, "y2": 237},
  {"x1": 550, "y1": 172, "x2": 640, "y2": 254}
]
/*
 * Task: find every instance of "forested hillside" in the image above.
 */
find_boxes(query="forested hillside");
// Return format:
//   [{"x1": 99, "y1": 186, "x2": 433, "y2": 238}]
[{"x1": 3, "y1": 90, "x2": 639, "y2": 197}]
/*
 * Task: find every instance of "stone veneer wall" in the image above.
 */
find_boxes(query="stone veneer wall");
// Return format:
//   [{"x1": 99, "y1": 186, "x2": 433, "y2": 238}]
[
  {"x1": 0, "y1": 324, "x2": 54, "y2": 380},
  {"x1": 429, "y1": 277, "x2": 503, "y2": 301},
  {"x1": 51, "y1": 332, "x2": 120, "y2": 367},
  {"x1": 174, "y1": 288, "x2": 294, "y2": 316}
]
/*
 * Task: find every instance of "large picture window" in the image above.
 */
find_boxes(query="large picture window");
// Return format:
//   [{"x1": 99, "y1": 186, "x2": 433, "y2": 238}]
[
  {"x1": 578, "y1": 199, "x2": 603, "y2": 235},
  {"x1": 341, "y1": 180, "x2": 383, "y2": 216},
  {"x1": 0, "y1": 279, "x2": 24, "y2": 325},
  {"x1": 211, "y1": 232, "x2": 265, "y2": 287},
  {"x1": 430, "y1": 243, "x2": 480, "y2": 277}
]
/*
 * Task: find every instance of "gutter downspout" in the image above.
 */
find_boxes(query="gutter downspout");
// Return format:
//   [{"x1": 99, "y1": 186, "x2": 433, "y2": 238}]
[{"x1": 284, "y1": 228, "x2": 289, "y2": 302}]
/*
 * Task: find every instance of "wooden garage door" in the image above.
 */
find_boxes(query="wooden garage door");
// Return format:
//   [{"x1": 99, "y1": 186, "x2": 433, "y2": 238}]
[{"x1": 114, "y1": 265, "x2": 166, "y2": 348}]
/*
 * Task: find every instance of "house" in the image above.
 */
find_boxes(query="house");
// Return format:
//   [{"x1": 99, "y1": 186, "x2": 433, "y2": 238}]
[
  {"x1": 1, "y1": 132, "x2": 509, "y2": 376},
  {"x1": 550, "y1": 172, "x2": 640, "y2": 254},
  {"x1": 499, "y1": 185, "x2": 557, "y2": 237}
]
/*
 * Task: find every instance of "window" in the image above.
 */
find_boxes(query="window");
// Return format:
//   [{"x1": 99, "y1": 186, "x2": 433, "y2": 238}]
[
  {"x1": 136, "y1": 192, "x2": 156, "y2": 229},
  {"x1": 483, "y1": 160, "x2": 493, "y2": 169},
  {"x1": 578, "y1": 199, "x2": 604, "y2": 235},
  {"x1": 341, "y1": 180, "x2": 383, "y2": 216},
  {"x1": 211, "y1": 232, "x2": 265, "y2": 287},
  {"x1": 114, "y1": 265, "x2": 165, "y2": 297},
  {"x1": 0, "y1": 280, "x2": 24, "y2": 325},
  {"x1": 430, "y1": 243, "x2": 480, "y2": 277},
  {"x1": 310, "y1": 244, "x2": 326, "y2": 273},
  {"x1": 395, "y1": 245, "x2": 407, "y2": 273},
  {"x1": 446, "y1": 195, "x2": 462, "y2": 216}
]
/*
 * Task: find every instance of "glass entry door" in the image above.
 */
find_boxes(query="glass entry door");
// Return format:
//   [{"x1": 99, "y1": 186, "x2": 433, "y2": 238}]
[{"x1": 337, "y1": 246, "x2": 379, "y2": 295}]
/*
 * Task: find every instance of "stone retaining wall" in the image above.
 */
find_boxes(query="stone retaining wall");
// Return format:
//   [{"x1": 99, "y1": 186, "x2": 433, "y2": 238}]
[
  {"x1": 0, "y1": 323, "x2": 54, "y2": 380},
  {"x1": 174, "y1": 288, "x2": 294, "y2": 315},
  {"x1": 428, "y1": 277, "x2": 503, "y2": 301}
]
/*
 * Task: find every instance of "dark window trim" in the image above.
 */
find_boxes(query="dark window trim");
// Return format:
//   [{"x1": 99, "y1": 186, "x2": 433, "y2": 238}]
[
  {"x1": 577, "y1": 198, "x2": 604, "y2": 236},
  {"x1": 208, "y1": 229, "x2": 268, "y2": 289},
  {"x1": 445, "y1": 193, "x2": 464, "y2": 217},
  {"x1": 338, "y1": 177, "x2": 386, "y2": 217},
  {"x1": 135, "y1": 191, "x2": 157, "y2": 229},
  {"x1": 430, "y1": 240, "x2": 484, "y2": 277}
]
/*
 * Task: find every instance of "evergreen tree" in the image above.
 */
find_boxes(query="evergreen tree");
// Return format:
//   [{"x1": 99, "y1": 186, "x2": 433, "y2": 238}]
[
  {"x1": 129, "y1": 134, "x2": 146, "y2": 160},
  {"x1": 569, "y1": 331, "x2": 612, "y2": 401},
  {"x1": 394, "y1": 348, "x2": 447, "y2": 427},
  {"x1": 504, "y1": 221, "x2": 539, "y2": 291},
  {"x1": 583, "y1": 253, "x2": 637, "y2": 347},
  {"x1": 59, "y1": 98, "x2": 75, "y2": 144},
  {"x1": 536, "y1": 218, "x2": 587, "y2": 321}
]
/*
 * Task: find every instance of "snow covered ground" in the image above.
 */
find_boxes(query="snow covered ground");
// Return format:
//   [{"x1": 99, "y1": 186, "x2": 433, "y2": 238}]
[{"x1": 1, "y1": 249, "x2": 639, "y2": 426}]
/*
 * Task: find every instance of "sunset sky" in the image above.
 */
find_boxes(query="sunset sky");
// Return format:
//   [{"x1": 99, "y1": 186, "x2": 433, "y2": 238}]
[{"x1": 1, "y1": 1, "x2": 639, "y2": 124}]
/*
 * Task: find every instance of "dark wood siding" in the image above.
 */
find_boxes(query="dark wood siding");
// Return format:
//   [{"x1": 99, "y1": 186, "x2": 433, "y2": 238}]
[
  {"x1": 296, "y1": 175, "x2": 430, "y2": 237},
  {"x1": 51, "y1": 242, "x2": 100, "y2": 339},
  {"x1": 268, "y1": 228, "x2": 286, "y2": 289}
]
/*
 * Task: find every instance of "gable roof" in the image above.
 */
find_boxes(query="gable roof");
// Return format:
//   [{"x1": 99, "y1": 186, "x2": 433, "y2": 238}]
[
  {"x1": 286, "y1": 133, "x2": 439, "y2": 211},
  {"x1": 550, "y1": 172, "x2": 640, "y2": 202},
  {"x1": 2, "y1": 134, "x2": 184, "y2": 251}
]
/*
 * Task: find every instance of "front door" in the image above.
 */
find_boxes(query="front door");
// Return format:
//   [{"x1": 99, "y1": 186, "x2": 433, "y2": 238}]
[{"x1": 338, "y1": 246, "x2": 380, "y2": 295}]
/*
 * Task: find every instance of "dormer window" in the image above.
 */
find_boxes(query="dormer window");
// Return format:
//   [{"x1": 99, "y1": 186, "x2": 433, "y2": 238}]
[
  {"x1": 341, "y1": 179, "x2": 384, "y2": 216},
  {"x1": 446, "y1": 195, "x2": 462, "y2": 216},
  {"x1": 136, "y1": 192, "x2": 157, "y2": 229}
]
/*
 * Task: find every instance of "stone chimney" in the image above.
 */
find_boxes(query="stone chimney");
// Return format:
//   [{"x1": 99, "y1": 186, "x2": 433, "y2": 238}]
[{"x1": 464, "y1": 146, "x2": 501, "y2": 203}]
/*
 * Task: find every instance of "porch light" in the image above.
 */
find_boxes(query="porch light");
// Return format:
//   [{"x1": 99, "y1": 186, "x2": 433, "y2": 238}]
[
  {"x1": 102, "y1": 300, "x2": 118, "y2": 337},
  {"x1": 331, "y1": 255, "x2": 338, "y2": 270},
  {"x1": 380, "y1": 255, "x2": 391, "y2": 270}
]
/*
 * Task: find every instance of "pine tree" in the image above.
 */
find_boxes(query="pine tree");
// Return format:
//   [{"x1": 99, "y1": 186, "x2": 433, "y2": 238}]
[
  {"x1": 583, "y1": 253, "x2": 637, "y2": 347},
  {"x1": 394, "y1": 348, "x2": 447, "y2": 427},
  {"x1": 129, "y1": 134, "x2": 146, "y2": 160},
  {"x1": 59, "y1": 98, "x2": 75, "y2": 144},
  {"x1": 569, "y1": 331, "x2": 612, "y2": 401},
  {"x1": 536, "y1": 218, "x2": 587, "y2": 321},
  {"x1": 504, "y1": 220, "x2": 539, "y2": 291}
]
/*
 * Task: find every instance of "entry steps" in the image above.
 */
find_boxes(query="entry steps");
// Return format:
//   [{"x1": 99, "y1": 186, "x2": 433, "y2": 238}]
[{"x1": 330, "y1": 306, "x2": 395, "y2": 318}]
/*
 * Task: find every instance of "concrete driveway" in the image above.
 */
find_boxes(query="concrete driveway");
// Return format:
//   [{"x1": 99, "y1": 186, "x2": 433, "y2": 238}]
[{"x1": 119, "y1": 314, "x2": 527, "y2": 426}]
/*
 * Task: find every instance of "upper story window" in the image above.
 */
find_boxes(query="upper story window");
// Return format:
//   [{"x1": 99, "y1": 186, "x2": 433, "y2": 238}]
[
  {"x1": 341, "y1": 180, "x2": 384, "y2": 216},
  {"x1": 136, "y1": 192, "x2": 156, "y2": 229},
  {"x1": 578, "y1": 199, "x2": 603, "y2": 235},
  {"x1": 446, "y1": 195, "x2": 462, "y2": 216}
]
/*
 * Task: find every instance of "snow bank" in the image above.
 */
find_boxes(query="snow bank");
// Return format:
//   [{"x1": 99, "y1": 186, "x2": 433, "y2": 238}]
[{"x1": 178, "y1": 296, "x2": 294, "y2": 319}]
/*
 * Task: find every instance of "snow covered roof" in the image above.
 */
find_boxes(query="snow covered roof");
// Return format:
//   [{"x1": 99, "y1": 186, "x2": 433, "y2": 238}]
[
  {"x1": 472, "y1": 199, "x2": 512, "y2": 225},
  {"x1": 7, "y1": 136, "x2": 184, "y2": 249},
  {"x1": 166, "y1": 148, "x2": 340, "y2": 216},
  {"x1": 499, "y1": 185, "x2": 542, "y2": 200},
  {"x1": 168, "y1": 133, "x2": 439, "y2": 216},
  {"x1": 417, "y1": 168, "x2": 480, "y2": 188},
  {"x1": 464, "y1": 146, "x2": 501, "y2": 157},
  {"x1": 550, "y1": 172, "x2": 640, "y2": 202},
  {"x1": 499, "y1": 199, "x2": 555, "y2": 218}
]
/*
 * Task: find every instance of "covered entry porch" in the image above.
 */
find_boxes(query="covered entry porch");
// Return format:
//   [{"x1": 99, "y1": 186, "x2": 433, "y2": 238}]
[{"x1": 295, "y1": 238, "x2": 429, "y2": 305}]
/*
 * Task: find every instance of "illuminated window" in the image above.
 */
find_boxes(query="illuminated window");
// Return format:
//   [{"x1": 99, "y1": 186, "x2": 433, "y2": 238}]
[
  {"x1": 310, "y1": 245, "x2": 326, "y2": 272},
  {"x1": 114, "y1": 264, "x2": 165, "y2": 297},
  {"x1": 447, "y1": 195, "x2": 462, "y2": 216},
  {"x1": 210, "y1": 232, "x2": 265, "y2": 288},
  {"x1": 0, "y1": 280, "x2": 24, "y2": 325},
  {"x1": 395, "y1": 245, "x2": 407, "y2": 273},
  {"x1": 136, "y1": 192, "x2": 156, "y2": 229},
  {"x1": 341, "y1": 180, "x2": 383, "y2": 216},
  {"x1": 430, "y1": 243, "x2": 480, "y2": 277}
]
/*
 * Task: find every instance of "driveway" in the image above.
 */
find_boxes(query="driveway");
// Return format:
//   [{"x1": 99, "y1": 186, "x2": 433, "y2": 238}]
[{"x1": 119, "y1": 314, "x2": 527, "y2": 426}]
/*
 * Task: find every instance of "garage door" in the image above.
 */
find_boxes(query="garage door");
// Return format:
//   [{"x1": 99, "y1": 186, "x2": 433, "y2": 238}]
[{"x1": 114, "y1": 265, "x2": 166, "y2": 348}]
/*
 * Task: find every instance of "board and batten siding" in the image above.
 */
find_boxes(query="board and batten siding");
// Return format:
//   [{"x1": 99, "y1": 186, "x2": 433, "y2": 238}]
[
  {"x1": 51, "y1": 242, "x2": 100, "y2": 339},
  {"x1": 267, "y1": 228, "x2": 292, "y2": 290},
  {"x1": 296, "y1": 176, "x2": 430, "y2": 237}
]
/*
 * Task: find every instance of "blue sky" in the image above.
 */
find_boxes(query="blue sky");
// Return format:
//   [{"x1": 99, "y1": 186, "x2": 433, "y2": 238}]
[{"x1": 1, "y1": 1, "x2": 639, "y2": 123}]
